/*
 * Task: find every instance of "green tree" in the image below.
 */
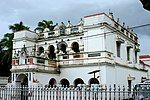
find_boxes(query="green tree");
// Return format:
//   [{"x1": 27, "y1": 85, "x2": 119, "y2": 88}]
[
  {"x1": 0, "y1": 33, "x2": 13, "y2": 76},
  {"x1": 9, "y1": 21, "x2": 29, "y2": 32},
  {"x1": 0, "y1": 22, "x2": 29, "y2": 76},
  {"x1": 34, "y1": 20, "x2": 55, "y2": 33}
]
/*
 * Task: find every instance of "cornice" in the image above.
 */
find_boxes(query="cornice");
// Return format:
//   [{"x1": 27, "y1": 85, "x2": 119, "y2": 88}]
[
  {"x1": 11, "y1": 68, "x2": 60, "y2": 74},
  {"x1": 37, "y1": 33, "x2": 84, "y2": 42},
  {"x1": 60, "y1": 61, "x2": 147, "y2": 72},
  {"x1": 13, "y1": 37, "x2": 37, "y2": 42}
]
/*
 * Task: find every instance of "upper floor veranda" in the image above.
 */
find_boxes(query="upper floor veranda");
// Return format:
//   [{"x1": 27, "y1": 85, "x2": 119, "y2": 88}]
[{"x1": 13, "y1": 13, "x2": 138, "y2": 44}]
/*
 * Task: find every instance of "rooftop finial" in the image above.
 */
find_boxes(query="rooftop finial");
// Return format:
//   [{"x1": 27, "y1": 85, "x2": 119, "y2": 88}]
[
  {"x1": 123, "y1": 22, "x2": 125, "y2": 27},
  {"x1": 54, "y1": 23, "x2": 59, "y2": 30},
  {"x1": 109, "y1": 9, "x2": 111, "y2": 13},
  {"x1": 108, "y1": 9, "x2": 114, "y2": 19},
  {"x1": 117, "y1": 18, "x2": 120, "y2": 23},
  {"x1": 78, "y1": 18, "x2": 84, "y2": 26},
  {"x1": 66, "y1": 20, "x2": 72, "y2": 28},
  {"x1": 59, "y1": 22, "x2": 66, "y2": 34},
  {"x1": 60, "y1": 22, "x2": 66, "y2": 28}
]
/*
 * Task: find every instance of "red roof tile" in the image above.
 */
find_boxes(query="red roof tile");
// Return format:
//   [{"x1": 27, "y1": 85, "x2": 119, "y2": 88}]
[{"x1": 139, "y1": 55, "x2": 150, "y2": 59}]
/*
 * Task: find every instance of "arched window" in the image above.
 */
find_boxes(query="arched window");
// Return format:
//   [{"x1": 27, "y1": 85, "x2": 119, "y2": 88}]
[
  {"x1": 48, "y1": 45, "x2": 56, "y2": 60},
  {"x1": 16, "y1": 74, "x2": 28, "y2": 86},
  {"x1": 60, "y1": 43, "x2": 67, "y2": 53},
  {"x1": 71, "y1": 42, "x2": 80, "y2": 52},
  {"x1": 60, "y1": 78, "x2": 70, "y2": 87},
  {"x1": 57, "y1": 42, "x2": 67, "y2": 54},
  {"x1": 49, "y1": 78, "x2": 56, "y2": 88},
  {"x1": 38, "y1": 47, "x2": 44, "y2": 56},
  {"x1": 74, "y1": 78, "x2": 84, "y2": 87},
  {"x1": 89, "y1": 78, "x2": 99, "y2": 85}
]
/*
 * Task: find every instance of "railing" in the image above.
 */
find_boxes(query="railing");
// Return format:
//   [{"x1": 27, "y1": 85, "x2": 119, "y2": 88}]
[
  {"x1": 58, "y1": 51, "x2": 114, "y2": 66},
  {"x1": 0, "y1": 85, "x2": 150, "y2": 100},
  {"x1": 12, "y1": 57, "x2": 57, "y2": 71},
  {"x1": 71, "y1": 26, "x2": 79, "y2": 34},
  {"x1": 37, "y1": 24, "x2": 83, "y2": 39}
]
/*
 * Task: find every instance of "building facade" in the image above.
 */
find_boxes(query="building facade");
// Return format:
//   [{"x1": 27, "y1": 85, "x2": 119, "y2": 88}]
[{"x1": 10, "y1": 13, "x2": 148, "y2": 88}]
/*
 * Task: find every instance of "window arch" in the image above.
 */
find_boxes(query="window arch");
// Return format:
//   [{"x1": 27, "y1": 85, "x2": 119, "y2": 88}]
[
  {"x1": 60, "y1": 43, "x2": 67, "y2": 53},
  {"x1": 38, "y1": 47, "x2": 44, "y2": 56},
  {"x1": 74, "y1": 78, "x2": 84, "y2": 87},
  {"x1": 48, "y1": 45, "x2": 56, "y2": 60},
  {"x1": 60, "y1": 78, "x2": 70, "y2": 87},
  {"x1": 57, "y1": 42, "x2": 67, "y2": 54},
  {"x1": 49, "y1": 78, "x2": 56, "y2": 88},
  {"x1": 71, "y1": 42, "x2": 80, "y2": 52},
  {"x1": 89, "y1": 78, "x2": 99, "y2": 85},
  {"x1": 16, "y1": 74, "x2": 28, "y2": 86}
]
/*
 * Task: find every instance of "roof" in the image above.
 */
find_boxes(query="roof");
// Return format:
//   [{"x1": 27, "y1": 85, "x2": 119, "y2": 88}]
[
  {"x1": 139, "y1": 55, "x2": 150, "y2": 59},
  {"x1": 84, "y1": 13, "x2": 105, "y2": 18}
]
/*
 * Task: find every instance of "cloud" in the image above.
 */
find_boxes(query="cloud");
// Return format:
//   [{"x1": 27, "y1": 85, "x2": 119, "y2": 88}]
[
  {"x1": 1, "y1": 0, "x2": 149, "y2": 33},
  {"x1": 104, "y1": 0, "x2": 150, "y2": 37},
  {"x1": 139, "y1": 35, "x2": 150, "y2": 54},
  {"x1": 0, "y1": 0, "x2": 149, "y2": 53}
]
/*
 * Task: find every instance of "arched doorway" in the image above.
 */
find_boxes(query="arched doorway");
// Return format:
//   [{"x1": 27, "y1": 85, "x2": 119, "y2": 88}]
[
  {"x1": 60, "y1": 43, "x2": 67, "y2": 53},
  {"x1": 48, "y1": 45, "x2": 56, "y2": 60},
  {"x1": 16, "y1": 74, "x2": 28, "y2": 100},
  {"x1": 38, "y1": 46, "x2": 44, "y2": 56},
  {"x1": 60, "y1": 78, "x2": 70, "y2": 87},
  {"x1": 49, "y1": 78, "x2": 56, "y2": 88},
  {"x1": 71, "y1": 42, "x2": 80, "y2": 52},
  {"x1": 16, "y1": 74, "x2": 28, "y2": 86},
  {"x1": 74, "y1": 78, "x2": 84, "y2": 87},
  {"x1": 89, "y1": 78, "x2": 99, "y2": 85},
  {"x1": 57, "y1": 42, "x2": 67, "y2": 54}
]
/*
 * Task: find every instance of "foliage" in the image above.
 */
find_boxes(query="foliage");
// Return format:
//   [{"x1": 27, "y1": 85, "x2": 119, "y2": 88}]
[
  {"x1": 0, "y1": 22, "x2": 29, "y2": 76},
  {"x1": 9, "y1": 21, "x2": 29, "y2": 32},
  {"x1": 0, "y1": 33, "x2": 13, "y2": 76},
  {"x1": 34, "y1": 20, "x2": 55, "y2": 33}
]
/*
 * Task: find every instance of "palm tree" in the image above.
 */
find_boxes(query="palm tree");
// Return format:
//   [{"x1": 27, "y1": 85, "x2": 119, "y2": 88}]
[
  {"x1": 0, "y1": 22, "x2": 29, "y2": 76},
  {"x1": 9, "y1": 21, "x2": 30, "y2": 32},
  {"x1": 34, "y1": 20, "x2": 55, "y2": 33},
  {"x1": 0, "y1": 33, "x2": 13, "y2": 76}
]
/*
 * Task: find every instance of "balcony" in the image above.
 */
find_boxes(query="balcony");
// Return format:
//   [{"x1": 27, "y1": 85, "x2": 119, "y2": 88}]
[
  {"x1": 71, "y1": 26, "x2": 79, "y2": 34},
  {"x1": 38, "y1": 33, "x2": 44, "y2": 40},
  {"x1": 11, "y1": 57, "x2": 59, "y2": 73},
  {"x1": 58, "y1": 51, "x2": 114, "y2": 66},
  {"x1": 48, "y1": 31, "x2": 55, "y2": 38},
  {"x1": 36, "y1": 25, "x2": 83, "y2": 40}
]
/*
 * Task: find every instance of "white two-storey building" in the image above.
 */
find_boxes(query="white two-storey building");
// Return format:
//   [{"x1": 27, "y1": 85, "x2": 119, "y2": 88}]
[{"x1": 10, "y1": 12, "x2": 148, "y2": 88}]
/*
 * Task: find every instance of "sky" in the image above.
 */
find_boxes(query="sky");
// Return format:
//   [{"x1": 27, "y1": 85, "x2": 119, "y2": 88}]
[{"x1": 0, "y1": 0, "x2": 150, "y2": 54}]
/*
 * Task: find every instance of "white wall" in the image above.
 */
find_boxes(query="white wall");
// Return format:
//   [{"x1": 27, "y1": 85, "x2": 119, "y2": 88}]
[
  {"x1": 34, "y1": 72, "x2": 60, "y2": 86},
  {"x1": 84, "y1": 13, "x2": 113, "y2": 26},
  {"x1": 14, "y1": 30, "x2": 37, "y2": 40},
  {"x1": 106, "y1": 65, "x2": 148, "y2": 87},
  {"x1": 84, "y1": 28, "x2": 105, "y2": 52},
  {"x1": 60, "y1": 66, "x2": 101, "y2": 85}
]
